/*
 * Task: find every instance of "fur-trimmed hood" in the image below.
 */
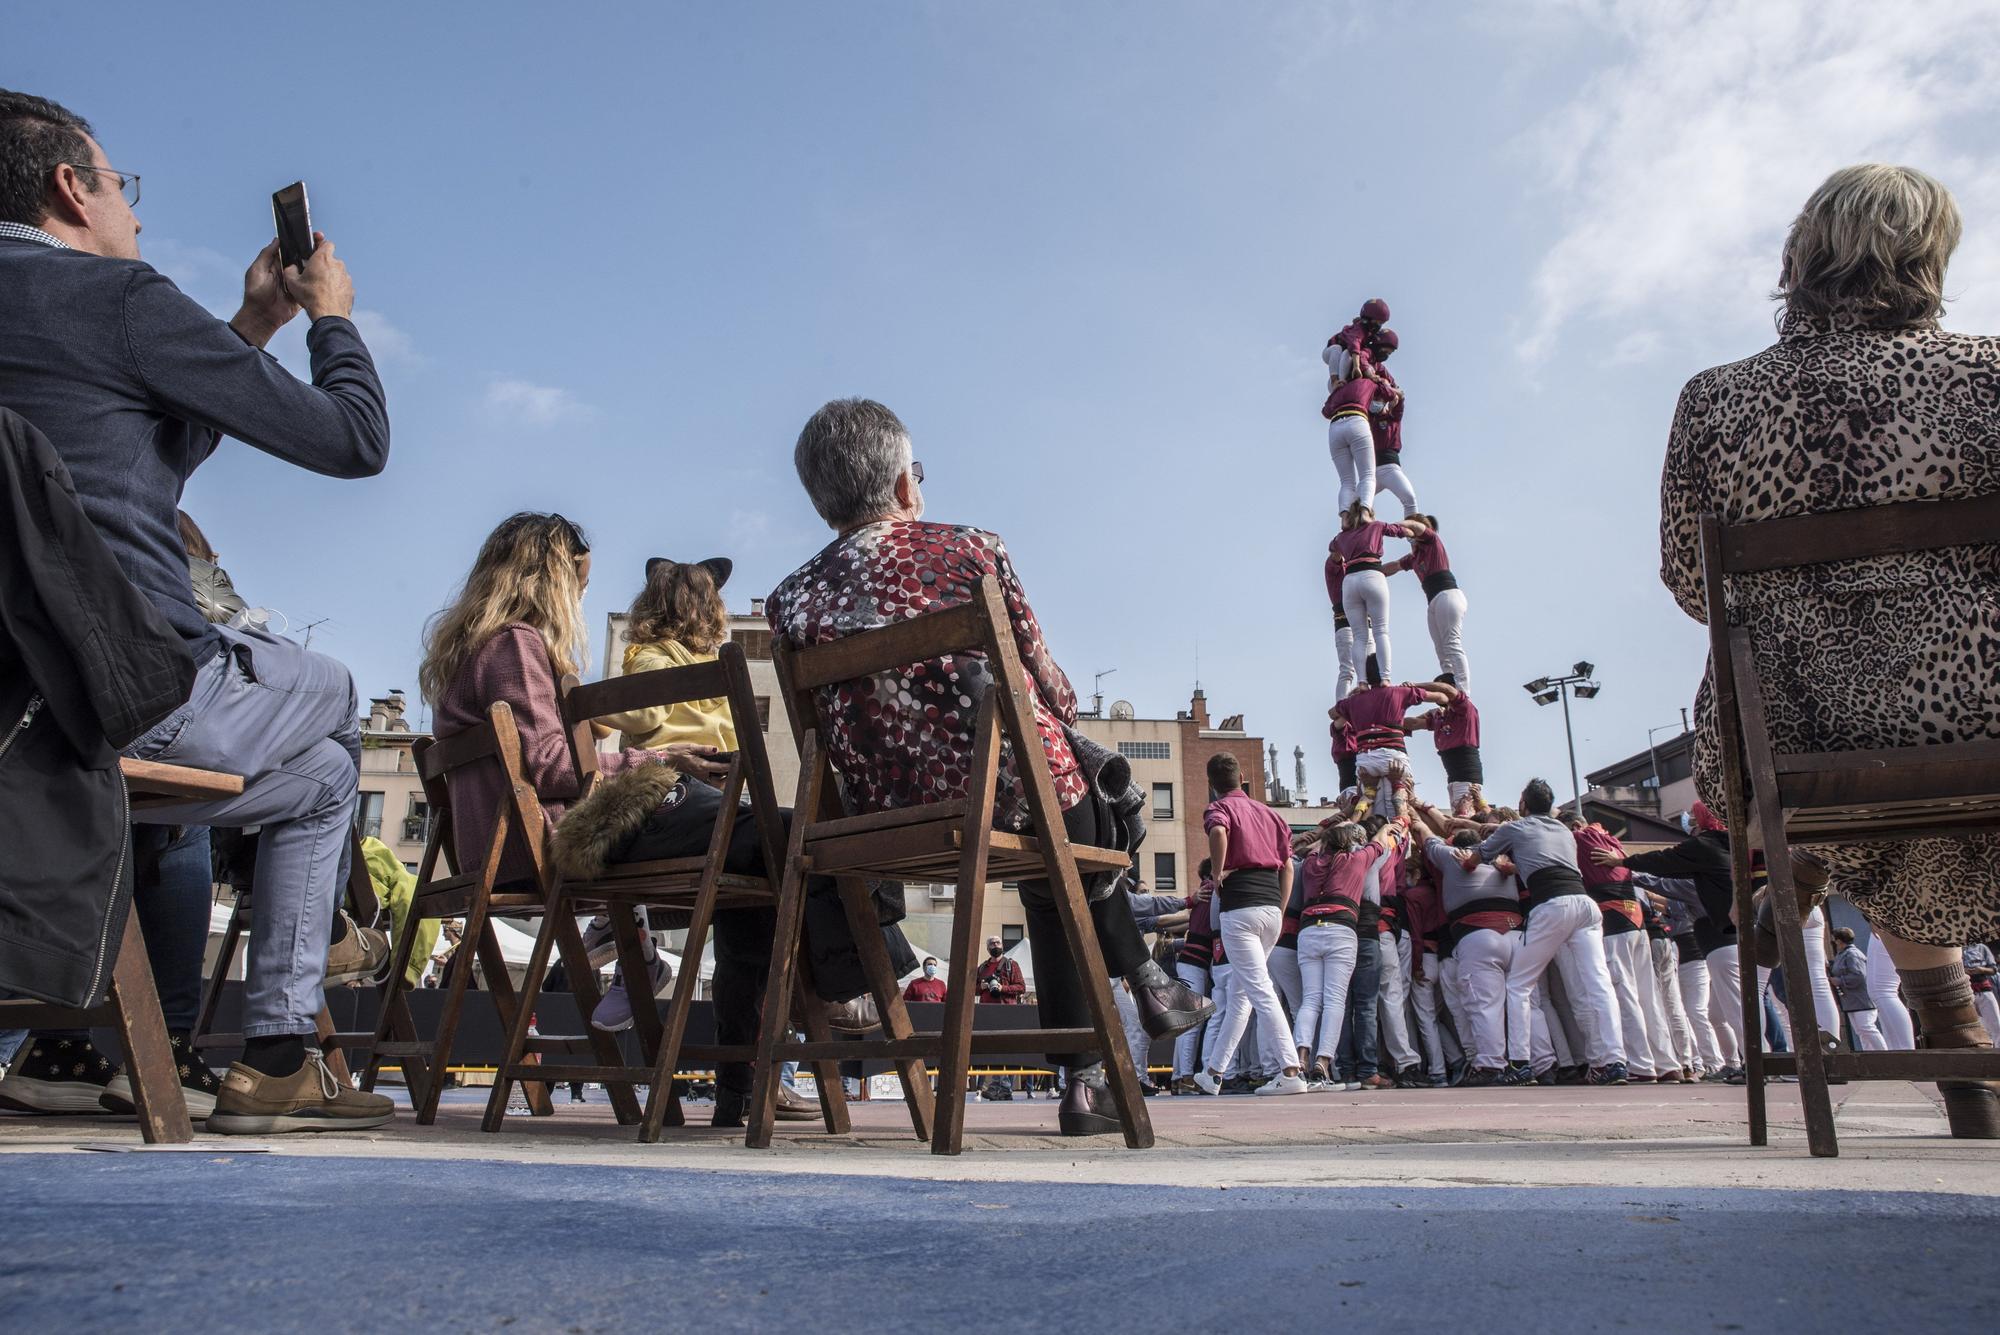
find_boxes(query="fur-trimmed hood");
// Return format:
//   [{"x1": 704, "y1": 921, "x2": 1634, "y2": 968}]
[{"x1": 551, "y1": 762, "x2": 682, "y2": 882}]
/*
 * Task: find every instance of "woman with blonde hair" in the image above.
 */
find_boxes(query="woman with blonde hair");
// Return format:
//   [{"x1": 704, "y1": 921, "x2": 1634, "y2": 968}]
[
  {"x1": 1659, "y1": 163, "x2": 2000, "y2": 1137},
  {"x1": 420, "y1": 512, "x2": 907, "y2": 1126},
  {"x1": 600, "y1": 556, "x2": 738, "y2": 751}
]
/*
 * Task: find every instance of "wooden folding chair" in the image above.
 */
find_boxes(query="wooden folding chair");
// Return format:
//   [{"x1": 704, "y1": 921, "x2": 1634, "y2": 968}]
[
  {"x1": 747, "y1": 575, "x2": 1153, "y2": 1155},
  {"x1": 481, "y1": 641, "x2": 857, "y2": 1141},
  {"x1": 1700, "y1": 493, "x2": 2000, "y2": 1158},
  {"x1": 356, "y1": 702, "x2": 638, "y2": 1124},
  {"x1": 191, "y1": 824, "x2": 419, "y2": 1087},
  {"x1": 0, "y1": 759, "x2": 243, "y2": 1143}
]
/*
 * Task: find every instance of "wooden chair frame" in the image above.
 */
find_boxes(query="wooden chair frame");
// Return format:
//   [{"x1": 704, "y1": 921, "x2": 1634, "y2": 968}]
[
  {"x1": 1700, "y1": 493, "x2": 2000, "y2": 1158},
  {"x1": 748, "y1": 575, "x2": 1153, "y2": 1155},
  {"x1": 0, "y1": 759, "x2": 240, "y2": 1144},
  {"x1": 481, "y1": 641, "x2": 858, "y2": 1141},
  {"x1": 358, "y1": 702, "x2": 638, "y2": 1125}
]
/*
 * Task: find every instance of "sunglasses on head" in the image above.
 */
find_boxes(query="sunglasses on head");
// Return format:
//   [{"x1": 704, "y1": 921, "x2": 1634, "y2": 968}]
[{"x1": 550, "y1": 513, "x2": 590, "y2": 555}]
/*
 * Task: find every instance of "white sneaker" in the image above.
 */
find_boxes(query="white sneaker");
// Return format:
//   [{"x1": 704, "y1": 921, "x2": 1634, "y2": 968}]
[
  {"x1": 1192, "y1": 1071, "x2": 1222, "y2": 1096},
  {"x1": 1254, "y1": 1072, "x2": 1309, "y2": 1096},
  {"x1": 1342, "y1": 1080, "x2": 1362, "y2": 1092}
]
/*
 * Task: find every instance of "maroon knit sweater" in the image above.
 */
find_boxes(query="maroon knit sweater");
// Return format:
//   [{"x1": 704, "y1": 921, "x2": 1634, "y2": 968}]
[{"x1": 432, "y1": 623, "x2": 639, "y2": 886}]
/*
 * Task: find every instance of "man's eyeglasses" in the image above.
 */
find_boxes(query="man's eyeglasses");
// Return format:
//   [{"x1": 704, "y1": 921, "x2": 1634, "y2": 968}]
[
  {"x1": 910, "y1": 460, "x2": 925, "y2": 484},
  {"x1": 551, "y1": 513, "x2": 591, "y2": 556},
  {"x1": 68, "y1": 163, "x2": 141, "y2": 208}
]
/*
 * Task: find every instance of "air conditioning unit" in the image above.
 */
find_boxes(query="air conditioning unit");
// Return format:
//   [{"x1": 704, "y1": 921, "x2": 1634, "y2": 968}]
[{"x1": 927, "y1": 883, "x2": 955, "y2": 900}]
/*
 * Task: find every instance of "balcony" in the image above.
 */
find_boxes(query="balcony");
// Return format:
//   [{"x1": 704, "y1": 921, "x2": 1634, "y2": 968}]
[
  {"x1": 403, "y1": 814, "x2": 434, "y2": 845},
  {"x1": 357, "y1": 816, "x2": 383, "y2": 840}
]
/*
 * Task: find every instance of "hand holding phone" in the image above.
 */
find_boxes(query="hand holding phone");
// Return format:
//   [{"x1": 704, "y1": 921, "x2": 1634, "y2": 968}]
[{"x1": 272, "y1": 182, "x2": 316, "y2": 269}]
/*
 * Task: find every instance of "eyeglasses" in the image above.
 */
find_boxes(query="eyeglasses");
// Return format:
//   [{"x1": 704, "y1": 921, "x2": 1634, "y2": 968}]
[
  {"x1": 68, "y1": 163, "x2": 140, "y2": 208},
  {"x1": 550, "y1": 513, "x2": 591, "y2": 555},
  {"x1": 910, "y1": 460, "x2": 925, "y2": 484}
]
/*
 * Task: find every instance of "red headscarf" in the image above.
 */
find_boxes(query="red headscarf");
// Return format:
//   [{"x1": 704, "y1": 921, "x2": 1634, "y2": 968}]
[{"x1": 1690, "y1": 800, "x2": 1727, "y2": 833}]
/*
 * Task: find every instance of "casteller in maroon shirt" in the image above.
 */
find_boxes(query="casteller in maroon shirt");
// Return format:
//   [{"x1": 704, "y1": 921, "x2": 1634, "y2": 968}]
[{"x1": 1336, "y1": 683, "x2": 1430, "y2": 753}]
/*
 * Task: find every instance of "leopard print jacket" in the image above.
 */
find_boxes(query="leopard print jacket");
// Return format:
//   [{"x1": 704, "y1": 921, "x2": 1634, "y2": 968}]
[{"x1": 1659, "y1": 311, "x2": 1999, "y2": 946}]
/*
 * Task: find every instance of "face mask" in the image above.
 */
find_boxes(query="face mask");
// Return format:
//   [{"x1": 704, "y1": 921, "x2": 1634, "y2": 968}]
[
  {"x1": 988, "y1": 945, "x2": 1003, "y2": 958},
  {"x1": 1680, "y1": 810, "x2": 1695, "y2": 835},
  {"x1": 923, "y1": 963, "x2": 938, "y2": 978}
]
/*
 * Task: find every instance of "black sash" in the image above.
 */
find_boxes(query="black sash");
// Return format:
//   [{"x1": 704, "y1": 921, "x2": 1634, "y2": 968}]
[
  {"x1": 1440, "y1": 744, "x2": 1483, "y2": 784},
  {"x1": 1422, "y1": 570, "x2": 1460, "y2": 599},
  {"x1": 1524, "y1": 864, "x2": 1588, "y2": 911}
]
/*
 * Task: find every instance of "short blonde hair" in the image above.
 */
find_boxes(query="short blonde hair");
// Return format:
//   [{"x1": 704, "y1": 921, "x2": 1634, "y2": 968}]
[{"x1": 1778, "y1": 164, "x2": 1961, "y2": 327}]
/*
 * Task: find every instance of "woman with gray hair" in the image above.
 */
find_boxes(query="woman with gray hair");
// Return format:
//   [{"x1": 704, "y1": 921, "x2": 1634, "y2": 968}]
[
  {"x1": 1659, "y1": 164, "x2": 2000, "y2": 1137},
  {"x1": 766, "y1": 398, "x2": 1212, "y2": 1136},
  {"x1": 1291, "y1": 819, "x2": 1399, "y2": 1087}
]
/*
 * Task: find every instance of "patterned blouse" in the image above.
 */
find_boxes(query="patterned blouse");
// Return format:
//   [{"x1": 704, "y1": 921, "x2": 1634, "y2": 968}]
[{"x1": 766, "y1": 520, "x2": 1085, "y2": 831}]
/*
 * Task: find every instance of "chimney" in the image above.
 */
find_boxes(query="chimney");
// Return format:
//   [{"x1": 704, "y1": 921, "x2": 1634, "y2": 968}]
[
  {"x1": 367, "y1": 691, "x2": 410, "y2": 733},
  {"x1": 1189, "y1": 688, "x2": 1209, "y2": 730},
  {"x1": 750, "y1": 597, "x2": 765, "y2": 617}
]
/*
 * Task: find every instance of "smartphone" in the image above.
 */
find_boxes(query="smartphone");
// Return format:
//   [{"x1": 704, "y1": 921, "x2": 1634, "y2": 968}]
[{"x1": 272, "y1": 182, "x2": 315, "y2": 270}]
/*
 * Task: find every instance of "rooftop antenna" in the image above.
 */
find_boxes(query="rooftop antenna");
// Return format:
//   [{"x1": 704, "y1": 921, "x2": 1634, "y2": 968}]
[
  {"x1": 1091, "y1": 668, "x2": 1117, "y2": 719},
  {"x1": 298, "y1": 616, "x2": 332, "y2": 650}
]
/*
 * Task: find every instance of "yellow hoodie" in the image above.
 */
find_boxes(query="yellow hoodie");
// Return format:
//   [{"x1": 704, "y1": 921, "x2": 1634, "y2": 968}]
[{"x1": 599, "y1": 639, "x2": 739, "y2": 751}]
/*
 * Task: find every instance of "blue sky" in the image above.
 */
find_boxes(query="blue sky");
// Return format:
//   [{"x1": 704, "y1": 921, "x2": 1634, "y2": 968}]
[{"x1": 15, "y1": 1, "x2": 2000, "y2": 804}]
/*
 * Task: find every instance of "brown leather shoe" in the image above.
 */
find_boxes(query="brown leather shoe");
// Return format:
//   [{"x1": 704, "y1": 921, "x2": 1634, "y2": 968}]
[
  {"x1": 1134, "y1": 977, "x2": 1216, "y2": 1040},
  {"x1": 775, "y1": 1083, "x2": 821, "y2": 1121},
  {"x1": 823, "y1": 995, "x2": 882, "y2": 1035},
  {"x1": 1915, "y1": 1000, "x2": 2000, "y2": 1139},
  {"x1": 324, "y1": 912, "x2": 392, "y2": 987},
  {"x1": 208, "y1": 1050, "x2": 395, "y2": 1134},
  {"x1": 1058, "y1": 1075, "x2": 1122, "y2": 1136}
]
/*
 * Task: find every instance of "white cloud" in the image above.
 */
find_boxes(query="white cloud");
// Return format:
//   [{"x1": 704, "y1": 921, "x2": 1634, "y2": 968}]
[
  {"x1": 1515, "y1": 0, "x2": 2000, "y2": 363},
  {"x1": 351, "y1": 309, "x2": 422, "y2": 369},
  {"x1": 484, "y1": 376, "x2": 595, "y2": 426}
]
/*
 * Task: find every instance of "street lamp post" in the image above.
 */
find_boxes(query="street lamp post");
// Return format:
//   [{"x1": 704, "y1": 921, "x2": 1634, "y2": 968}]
[{"x1": 1523, "y1": 661, "x2": 1601, "y2": 817}]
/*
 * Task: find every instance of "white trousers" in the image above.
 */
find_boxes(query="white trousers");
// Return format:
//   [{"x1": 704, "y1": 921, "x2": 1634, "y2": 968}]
[
  {"x1": 1454, "y1": 929, "x2": 1515, "y2": 1070},
  {"x1": 1506, "y1": 896, "x2": 1624, "y2": 1066},
  {"x1": 1355, "y1": 749, "x2": 1412, "y2": 820},
  {"x1": 1335, "y1": 623, "x2": 1356, "y2": 700},
  {"x1": 1410, "y1": 947, "x2": 1446, "y2": 1080},
  {"x1": 1705, "y1": 944, "x2": 1744, "y2": 1067},
  {"x1": 1115, "y1": 982, "x2": 1152, "y2": 1082},
  {"x1": 1846, "y1": 1008, "x2": 1889, "y2": 1051},
  {"x1": 1755, "y1": 907, "x2": 1840, "y2": 1049},
  {"x1": 1200, "y1": 964, "x2": 1239, "y2": 1076},
  {"x1": 1269, "y1": 943, "x2": 1302, "y2": 1015},
  {"x1": 1677, "y1": 958, "x2": 1725, "y2": 1072},
  {"x1": 1172, "y1": 961, "x2": 1212, "y2": 1078},
  {"x1": 1330, "y1": 414, "x2": 1375, "y2": 514},
  {"x1": 1206, "y1": 907, "x2": 1293, "y2": 1076},
  {"x1": 1601, "y1": 929, "x2": 1656, "y2": 1077},
  {"x1": 1863, "y1": 940, "x2": 1915, "y2": 1049},
  {"x1": 1978, "y1": 993, "x2": 2000, "y2": 1045},
  {"x1": 1446, "y1": 780, "x2": 1485, "y2": 817},
  {"x1": 1424, "y1": 588, "x2": 1470, "y2": 694},
  {"x1": 1652, "y1": 937, "x2": 1696, "y2": 1072},
  {"x1": 1377, "y1": 932, "x2": 1418, "y2": 1072},
  {"x1": 1341, "y1": 570, "x2": 1393, "y2": 686},
  {"x1": 1374, "y1": 461, "x2": 1419, "y2": 516},
  {"x1": 1292, "y1": 922, "x2": 1360, "y2": 1062}
]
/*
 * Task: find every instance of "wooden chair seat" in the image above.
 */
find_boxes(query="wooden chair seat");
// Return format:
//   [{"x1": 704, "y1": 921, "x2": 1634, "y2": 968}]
[
  {"x1": 1700, "y1": 492, "x2": 2000, "y2": 1158},
  {"x1": 806, "y1": 818, "x2": 1130, "y2": 881}
]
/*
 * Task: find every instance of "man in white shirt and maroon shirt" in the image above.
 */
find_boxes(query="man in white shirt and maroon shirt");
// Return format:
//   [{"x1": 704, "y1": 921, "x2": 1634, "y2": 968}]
[
  {"x1": 1193, "y1": 753, "x2": 1309, "y2": 1096},
  {"x1": 1334, "y1": 671, "x2": 1450, "y2": 822}
]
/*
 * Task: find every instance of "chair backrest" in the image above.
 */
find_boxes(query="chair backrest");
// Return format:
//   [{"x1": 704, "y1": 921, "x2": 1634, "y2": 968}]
[
  {"x1": 556, "y1": 641, "x2": 789, "y2": 877},
  {"x1": 770, "y1": 573, "x2": 1063, "y2": 832},
  {"x1": 412, "y1": 700, "x2": 552, "y2": 894}
]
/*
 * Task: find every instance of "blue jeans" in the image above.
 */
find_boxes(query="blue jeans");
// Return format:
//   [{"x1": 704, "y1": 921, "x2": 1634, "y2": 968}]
[
  {"x1": 123, "y1": 625, "x2": 360, "y2": 1038},
  {"x1": 1336, "y1": 930, "x2": 1383, "y2": 1079}
]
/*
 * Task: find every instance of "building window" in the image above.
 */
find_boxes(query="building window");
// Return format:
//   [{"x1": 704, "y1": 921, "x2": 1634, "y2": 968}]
[
  {"x1": 1001, "y1": 925, "x2": 1025, "y2": 951},
  {"x1": 1000, "y1": 880, "x2": 1021, "y2": 892},
  {"x1": 1151, "y1": 783, "x2": 1174, "y2": 819},
  {"x1": 754, "y1": 695, "x2": 772, "y2": 730},
  {"x1": 1153, "y1": 852, "x2": 1176, "y2": 890},
  {"x1": 356, "y1": 791, "x2": 385, "y2": 841},
  {"x1": 731, "y1": 627, "x2": 773, "y2": 660},
  {"x1": 1118, "y1": 741, "x2": 1171, "y2": 761}
]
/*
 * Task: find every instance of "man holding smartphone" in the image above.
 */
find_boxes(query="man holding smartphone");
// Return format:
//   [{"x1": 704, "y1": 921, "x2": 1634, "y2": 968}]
[{"x1": 0, "y1": 89, "x2": 394, "y2": 1133}]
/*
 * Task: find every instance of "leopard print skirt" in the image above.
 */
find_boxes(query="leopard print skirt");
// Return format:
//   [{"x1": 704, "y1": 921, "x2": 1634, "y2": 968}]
[{"x1": 1691, "y1": 551, "x2": 2000, "y2": 948}]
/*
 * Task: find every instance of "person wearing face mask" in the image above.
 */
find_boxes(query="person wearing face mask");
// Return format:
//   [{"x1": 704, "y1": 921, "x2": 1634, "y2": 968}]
[
  {"x1": 903, "y1": 958, "x2": 948, "y2": 1005},
  {"x1": 977, "y1": 937, "x2": 1027, "y2": 1004}
]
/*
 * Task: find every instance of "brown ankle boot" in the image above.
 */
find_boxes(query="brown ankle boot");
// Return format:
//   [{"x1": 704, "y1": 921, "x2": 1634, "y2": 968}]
[{"x1": 1914, "y1": 1000, "x2": 2000, "y2": 1139}]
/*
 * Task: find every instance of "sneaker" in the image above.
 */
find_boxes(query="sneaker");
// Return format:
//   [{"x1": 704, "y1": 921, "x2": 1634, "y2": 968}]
[
  {"x1": 1459, "y1": 1066, "x2": 1503, "y2": 1087},
  {"x1": 0, "y1": 1036, "x2": 120, "y2": 1113},
  {"x1": 1254, "y1": 1072, "x2": 1310, "y2": 1096},
  {"x1": 208, "y1": 1049, "x2": 395, "y2": 1134},
  {"x1": 101, "y1": 1032, "x2": 221, "y2": 1119},
  {"x1": 1700, "y1": 1067, "x2": 1732, "y2": 1083},
  {"x1": 1191, "y1": 1071, "x2": 1222, "y2": 1096},
  {"x1": 1587, "y1": 1061, "x2": 1631, "y2": 1086},
  {"x1": 823, "y1": 995, "x2": 882, "y2": 1035},
  {"x1": 1722, "y1": 1065, "x2": 1748, "y2": 1085},
  {"x1": 1652, "y1": 1069, "x2": 1681, "y2": 1085},
  {"x1": 1396, "y1": 1066, "x2": 1435, "y2": 1089},
  {"x1": 579, "y1": 915, "x2": 621, "y2": 969},
  {"x1": 1171, "y1": 1076, "x2": 1202, "y2": 1096},
  {"x1": 1679, "y1": 1069, "x2": 1697, "y2": 1085},
  {"x1": 1534, "y1": 1066, "x2": 1560, "y2": 1086},
  {"x1": 1220, "y1": 1075, "x2": 1258, "y2": 1096},
  {"x1": 1496, "y1": 1061, "x2": 1537, "y2": 1086},
  {"x1": 1554, "y1": 1064, "x2": 1589, "y2": 1085},
  {"x1": 325, "y1": 912, "x2": 394, "y2": 987},
  {"x1": 591, "y1": 953, "x2": 670, "y2": 1032}
]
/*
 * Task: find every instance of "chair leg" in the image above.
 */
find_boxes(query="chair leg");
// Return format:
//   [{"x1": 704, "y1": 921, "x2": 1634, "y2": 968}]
[
  {"x1": 482, "y1": 887, "x2": 564, "y2": 1133},
  {"x1": 931, "y1": 871, "x2": 990, "y2": 1156},
  {"x1": 472, "y1": 916, "x2": 553, "y2": 1118},
  {"x1": 362, "y1": 901, "x2": 428, "y2": 1099},
  {"x1": 191, "y1": 896, "x2": 245, "y2": 1049},
  {"x1": 109, "y1": 910, "x2": 192, "y2": 1145},
  {"x1": 836, "y1": 875, "x2": 936, "y2": 1145},
  {"x1": 790, "y1": 958, "x2": 850, "y2": 1134},
  {"x1": 1755, "y1": 831, "x2": 1839, "y2": 1157},
  {"x1": 639, "y1": 889, "x2": 720, "y2": 1143},
  {"x1": 550, "y1": 908, "x2": 642, "y2": 1125},
  {"x1": 313, "y1": 1006, "x2": 351, "y2": 1084}
]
